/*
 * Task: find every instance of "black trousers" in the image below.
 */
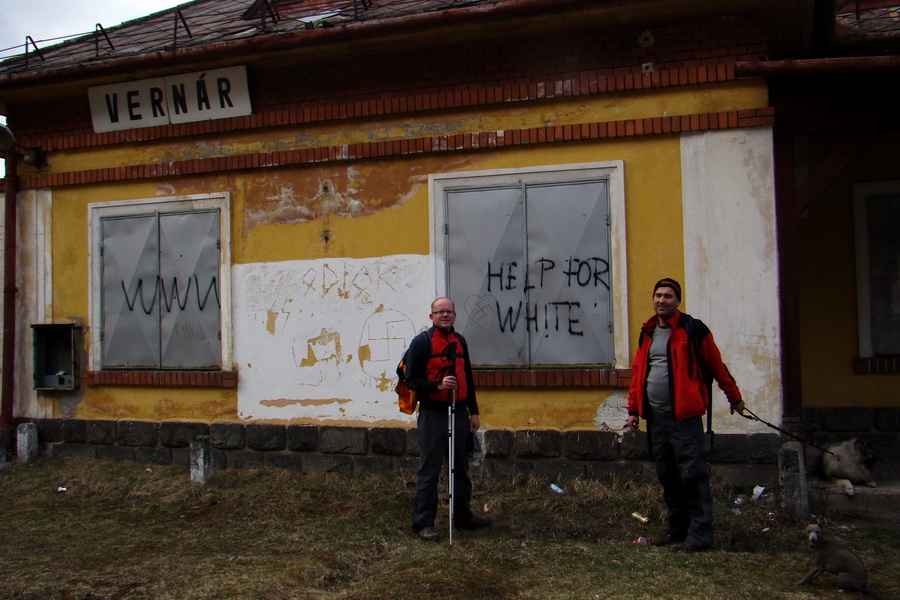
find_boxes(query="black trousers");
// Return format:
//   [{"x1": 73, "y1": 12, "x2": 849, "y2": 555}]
[
  {"x1": 411, "y1": 407, "x2": 473, "y2": 531},
  {"x1": 648, "y1": 408, "x2": 714, "y2": 549}
]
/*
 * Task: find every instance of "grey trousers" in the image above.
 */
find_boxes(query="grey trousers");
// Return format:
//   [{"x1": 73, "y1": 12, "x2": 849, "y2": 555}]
[
  {"x1": 411, "y1": 407, "x2": 473, "y2": 531},
  {"x1": 648, "y1": 408, "x2": 714, "y2": 549}
]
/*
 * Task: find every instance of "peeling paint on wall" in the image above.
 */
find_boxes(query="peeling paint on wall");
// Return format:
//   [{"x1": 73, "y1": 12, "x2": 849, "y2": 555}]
[
  {"x1": 594, "y1": 390, "x2": 628, "y2": 431},
  {"x1": 265, "y1": 310, "x2": 279, "y2": 335},
  {"x1": 243, "y1": 163, "x2": 431, "y2": 228},
  {"x1": 260, "y1": 397, "x2": 353, "y2": 408},
  {"x1": 234, "y1": 255, "x2": 432, "y2": 422}
]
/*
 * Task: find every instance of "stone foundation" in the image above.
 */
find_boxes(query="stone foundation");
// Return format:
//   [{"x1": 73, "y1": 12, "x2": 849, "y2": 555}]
[{"x1": 11, "y1": 417, "x2": 784, "y2": 487}]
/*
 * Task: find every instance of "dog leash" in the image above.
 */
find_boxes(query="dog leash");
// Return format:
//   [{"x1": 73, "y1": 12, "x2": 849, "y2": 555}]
[{"x1": 738, "y1": 408, "x2": 837, "y2": 458}]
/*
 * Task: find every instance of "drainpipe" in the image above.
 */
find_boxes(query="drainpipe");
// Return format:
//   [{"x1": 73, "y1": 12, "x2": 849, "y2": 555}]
[{"x1": 1, "y1": 148, "x2": 17, "y2": 432}]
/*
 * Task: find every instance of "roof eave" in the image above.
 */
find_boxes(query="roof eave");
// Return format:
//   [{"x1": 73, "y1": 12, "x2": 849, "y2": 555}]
[{"x1": 0, "y1": 0, "x2": 769, "y2": 100}]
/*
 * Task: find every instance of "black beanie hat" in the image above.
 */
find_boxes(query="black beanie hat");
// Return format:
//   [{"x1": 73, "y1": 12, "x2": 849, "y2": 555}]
[{"x1": 653, "y1": 278, "x2": 682, "y2": 301}]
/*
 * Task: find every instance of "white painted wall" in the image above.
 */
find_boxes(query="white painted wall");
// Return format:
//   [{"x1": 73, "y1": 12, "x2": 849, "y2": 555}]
[
  {"x1": 233, "y1": 255, "x2": 433, "y2": 422},
  {"x1": 681, "y1": 128, "x2": 782, "y2": 433},
  {"x1": 11, "y1": 188, "x2": 53, "y2": 419}
]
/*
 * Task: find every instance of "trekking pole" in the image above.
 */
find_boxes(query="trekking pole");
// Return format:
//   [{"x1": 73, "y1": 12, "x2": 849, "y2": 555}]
[
  {"x1": 447, "y1": 342, "x2": 458, "y2": 549},
  {"x1": 448, "y1": 387, "x2": 456, "y2": 549}
]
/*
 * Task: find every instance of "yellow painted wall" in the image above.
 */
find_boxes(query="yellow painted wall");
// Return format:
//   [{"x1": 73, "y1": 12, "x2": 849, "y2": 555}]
[
  {"x1": 797, "y1": 134, "x2": 900, "y2": 407},
  {"x1": 45, "y1": 80, "x2": 767, "y2": 427},
  {"x1": 48, "y1": 180, "x2": 240, "y2": 421}
]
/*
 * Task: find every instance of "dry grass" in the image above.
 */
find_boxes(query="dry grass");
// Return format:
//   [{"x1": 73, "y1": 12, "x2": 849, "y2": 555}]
[{"x1": 0, "y1": 457, "x2": 898, "y2": 600}]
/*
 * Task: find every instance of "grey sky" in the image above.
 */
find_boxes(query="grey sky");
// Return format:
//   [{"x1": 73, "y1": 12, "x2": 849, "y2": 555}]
[
  {"x1": 1, "y1": 0, "x2": 186, "y2": 174},
  {"x1": 0, "y1": 0, "x2": 187, "y2": 61}
]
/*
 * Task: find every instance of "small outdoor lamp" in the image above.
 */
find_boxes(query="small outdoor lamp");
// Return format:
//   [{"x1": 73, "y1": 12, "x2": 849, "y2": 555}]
[{"x1": 0, "y1": 123, "x2": 47, "y2": 167}]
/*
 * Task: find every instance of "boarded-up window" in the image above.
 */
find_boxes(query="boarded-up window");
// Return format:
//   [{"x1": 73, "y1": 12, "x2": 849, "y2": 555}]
[
  {"x1": 444, "y1": 179, "x2": 613, "y2": 367},
  {"x1": 100, "y1": 210, "x2": 221, "y2": 369}
]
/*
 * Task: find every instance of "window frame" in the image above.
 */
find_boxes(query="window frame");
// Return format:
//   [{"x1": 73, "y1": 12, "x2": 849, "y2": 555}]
[
  {"x1": 87, "y1": 193, "x2": 232, "y2": 372},
  {"x1": 854, "y1": 180, "x2": 900, "y2": 359},
  {"x1": 429, "y1": 162, "x2": 630, "y2": 370}
]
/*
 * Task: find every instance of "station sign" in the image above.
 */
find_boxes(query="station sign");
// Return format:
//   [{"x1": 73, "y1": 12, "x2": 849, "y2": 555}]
[{"x1": 88, "y1": 65, "x2": 251, "y2": 133}]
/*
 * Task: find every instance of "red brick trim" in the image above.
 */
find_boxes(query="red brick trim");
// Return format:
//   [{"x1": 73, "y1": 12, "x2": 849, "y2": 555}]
[
  {"x1": 19, "y1": 107, "x2": 774, "y2": 189},
  {"x1": 852, "y1": 357, "x2": 900, "y2": 374},
  {"x1": 81, "y1": 368, "x2": 628, "y2": 388},
  {"x1": 28, "y1": 64, "x2": 741, "y2": 153},
  {"x1": 83, "y1": 370, "x2": 239, "y2": 387},
  {"x1": 474, "y1": 368, "x2": 632, "y2": 388}
]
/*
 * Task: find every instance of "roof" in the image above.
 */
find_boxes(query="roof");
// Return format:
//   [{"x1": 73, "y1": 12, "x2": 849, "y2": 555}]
[
  {"x1": 0, "y1": 0, "x2": 506, "y2": 77},
  {"x1": 2, "y1": 0, "x2": 899, "y2": 86}
]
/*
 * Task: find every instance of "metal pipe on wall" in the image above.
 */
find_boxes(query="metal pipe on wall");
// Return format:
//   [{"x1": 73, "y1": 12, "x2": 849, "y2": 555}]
[{"x1": 2, "y1": 148, "x2": 18, "y2": 430}]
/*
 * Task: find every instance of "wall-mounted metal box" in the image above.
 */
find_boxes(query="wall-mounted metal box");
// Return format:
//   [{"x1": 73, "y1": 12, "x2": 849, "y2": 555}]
[{"x1": 32, "y1": 324, "x2": 81, "y2": 391}]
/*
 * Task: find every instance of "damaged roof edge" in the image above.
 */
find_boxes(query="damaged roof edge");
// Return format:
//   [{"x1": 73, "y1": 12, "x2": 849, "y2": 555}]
[{"x1": 0, "y1": 0, "x2": 601, "y2": 95}]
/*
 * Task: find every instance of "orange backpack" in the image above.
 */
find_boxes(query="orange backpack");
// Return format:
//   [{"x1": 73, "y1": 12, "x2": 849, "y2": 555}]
[{"x1": 395, "y1": 330, "x2": 431, "y2": 414}]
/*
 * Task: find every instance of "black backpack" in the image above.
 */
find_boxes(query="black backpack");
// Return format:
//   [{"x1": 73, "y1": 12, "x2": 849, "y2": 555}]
[{"x1": 681, "y1": 314, "x2": 715, "y2": 449}]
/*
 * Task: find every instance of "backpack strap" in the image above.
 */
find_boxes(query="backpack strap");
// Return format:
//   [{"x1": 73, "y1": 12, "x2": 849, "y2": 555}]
[
  {"x1": 407, "y1": 329, "x2": 435, "y2": 368},
  {"x1": 682, "y1": 314, "x2": 715, "y2": 453},
  {"x1": 397, "y1": 329, "x2": 433, "y2": 379}
]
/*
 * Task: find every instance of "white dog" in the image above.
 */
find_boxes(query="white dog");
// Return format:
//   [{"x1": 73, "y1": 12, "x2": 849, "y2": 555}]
[{"x1": 821, "y1": 437, "x2": 878, "y2": 497}]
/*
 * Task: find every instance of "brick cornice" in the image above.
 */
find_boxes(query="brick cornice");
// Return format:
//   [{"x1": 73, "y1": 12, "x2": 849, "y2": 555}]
[
  {"x1": 22, "y1": 63, "x2": 741, "y2": 153},
  {"x1": 474, "y1": 368, "x2": 632, "y2": 388},
  {"x1": 20, "y1": 107, "x2": 774, "y2": 189},
  {"x1": 852, "y1": 357, "x2": 900, "y2": 374},
  {"x1": 84, "y1": 370, "x2": 239, "y2": 387}
]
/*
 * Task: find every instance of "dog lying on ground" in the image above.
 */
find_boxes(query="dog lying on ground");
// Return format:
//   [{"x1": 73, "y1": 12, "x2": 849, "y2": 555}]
[
  {"x1": 797, "y1": 524, "x2": 868, "y2": 593},
  {"x1": 821, "y1": 437, "x2": 879, "y2": 496}
]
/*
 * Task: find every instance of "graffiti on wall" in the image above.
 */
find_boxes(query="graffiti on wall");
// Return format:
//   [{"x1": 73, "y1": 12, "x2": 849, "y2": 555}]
[
  {"x1": 120, "y1": 275, "x2": 221, "y2": 314},
  {"x1": 234, "y1": 255, "x2": 432, "y2": 422},
  {"x1": 484, "y1": 256, "x2": 609, "y2": 337}
]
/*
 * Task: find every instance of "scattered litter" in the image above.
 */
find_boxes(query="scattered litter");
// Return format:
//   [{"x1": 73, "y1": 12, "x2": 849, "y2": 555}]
[
  {"x1": 146, "y1": 468, "x2": 153, "y2": 473},
  {"x1": 521, "y1": 541, "x2": 528, "y2": 548},
  {"x1": 631, "y1": 512, "x2": 650, "y2": 524},
  {"x1": 761, "y1": 527, "x2": 771, "y2": 533},
  {"x1": 752, "y1": 485, "x2": 765, "y2": 501},
  {"x1": 549, "y1": 483, "x2": 565, "y2": 494},
  {"x1": 56, "y1": 487, "x2": 67, "y2": 493},
  {"x1": 734, "y1": 497, "x2": 746, "y2": 505},
  {"x1": 728, "y1": 508, "x2": 742, "y2": 516},
  {"x1": 483, "y1": 503, "x2": 490, "y2": 513},
  {"x1": 631, "y1": 537, "x2": 649, "y2": 546}
]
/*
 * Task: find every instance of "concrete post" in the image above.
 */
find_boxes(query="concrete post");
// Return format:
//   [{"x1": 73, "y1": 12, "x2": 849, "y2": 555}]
[
  {"x1": 190, "y1": 435, "x2": 213, "y2": 484},
  {"x1": 778, "y1": 440, "x2": 809, "y2": 522},
  {"x1": 17, "y1": 422, "x2": 39, "y2": 463}
]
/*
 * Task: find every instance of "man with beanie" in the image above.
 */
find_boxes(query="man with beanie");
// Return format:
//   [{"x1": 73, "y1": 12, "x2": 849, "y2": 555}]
[{"x1": 625, "y1": 278, "x2": 745, "y2": 552}]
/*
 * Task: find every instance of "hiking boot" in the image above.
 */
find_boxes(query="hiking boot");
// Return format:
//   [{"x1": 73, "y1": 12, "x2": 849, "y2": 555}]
[
  {"x1": 457, "y1": 516, "x2": 493, "y2": 530},
  {"x1": 649, "y1": 532, "x2": 685, "y2": 547},
  {"x1": 670, "y1": 542, "x2": 709, "y2": 553},
  {"x1": 417, "y1": 527, "x2": 441, "y2": 542}
]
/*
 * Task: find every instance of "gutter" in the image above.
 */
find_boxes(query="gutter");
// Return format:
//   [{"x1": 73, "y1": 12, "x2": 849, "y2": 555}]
[{"x1": 735, "y1": 55, "x2": 900, "y2": 77}]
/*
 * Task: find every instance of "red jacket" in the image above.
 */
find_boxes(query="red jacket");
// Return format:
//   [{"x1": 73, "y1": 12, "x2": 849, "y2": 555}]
[
  {"x1": 626, "y1": 310, "x2": 742, "y2": 421},
  {"x1": 405, "y1": 326, "x2": 479, "y2": 414},
  {"x1": 423, "y1": 327, "x2": 470, "y2": 403}
]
